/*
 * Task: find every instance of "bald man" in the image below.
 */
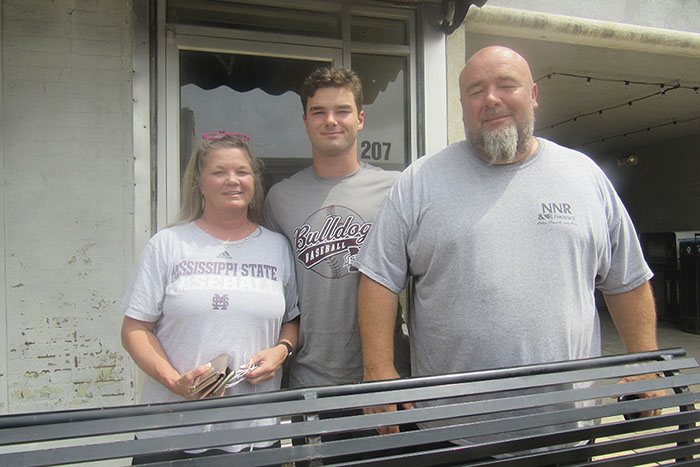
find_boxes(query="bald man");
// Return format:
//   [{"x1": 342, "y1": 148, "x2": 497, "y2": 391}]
[{"x1": 354, "y1": 46, "x2": 661, "y2": 437}]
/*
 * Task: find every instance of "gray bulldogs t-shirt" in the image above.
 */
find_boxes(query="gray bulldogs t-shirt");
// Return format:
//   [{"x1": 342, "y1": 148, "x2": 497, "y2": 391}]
[{"x1": 264, "y1": 162, "x2": 408, "y2": 388}]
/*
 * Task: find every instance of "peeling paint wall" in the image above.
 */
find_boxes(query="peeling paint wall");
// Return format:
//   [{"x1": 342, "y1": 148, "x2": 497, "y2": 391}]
[
  {"x1": 0, "y1": 1, "x2": 6, "y2": 414},
  {"x1": 2, "y1": 0, "x2": 135, "y2": 414}
]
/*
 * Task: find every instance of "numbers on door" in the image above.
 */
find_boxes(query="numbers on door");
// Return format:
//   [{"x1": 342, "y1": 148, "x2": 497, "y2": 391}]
[{"x1": 360, "y1": 141, "x2": 391, "y2": 161}]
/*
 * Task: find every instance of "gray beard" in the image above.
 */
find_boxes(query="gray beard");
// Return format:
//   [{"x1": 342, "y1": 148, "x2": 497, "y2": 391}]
[
  {"x1": 468, "y1": 115, "x2": 534, "y2": 165},
  {"x1": 480, "y1": 124, "x2": 519, "y2": 165}
]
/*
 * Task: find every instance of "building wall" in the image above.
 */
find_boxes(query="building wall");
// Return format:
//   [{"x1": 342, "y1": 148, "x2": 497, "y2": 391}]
[
  {"x1": 1, "y1": 0, "x2": 134, "y2": 413},
  {"x1": 477, "y1": 0, "x2": 700, "y2": 34}
]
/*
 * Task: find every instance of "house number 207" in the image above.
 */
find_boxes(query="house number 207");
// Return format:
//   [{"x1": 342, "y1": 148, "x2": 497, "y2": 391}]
[{"x1": 360, "y1": 141, "x2": 391, "y2": 161}]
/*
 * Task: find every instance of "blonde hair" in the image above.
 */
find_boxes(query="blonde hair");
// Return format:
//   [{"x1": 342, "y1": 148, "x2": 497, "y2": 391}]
[{"x1": 176, "y1": 135, "x2": 264, "y2": 225}]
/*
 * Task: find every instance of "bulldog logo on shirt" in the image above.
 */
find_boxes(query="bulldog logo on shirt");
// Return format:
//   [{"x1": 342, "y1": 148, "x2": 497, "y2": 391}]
[{"x1": 293, "y1": 205, "x2": 371, "y2": 279}]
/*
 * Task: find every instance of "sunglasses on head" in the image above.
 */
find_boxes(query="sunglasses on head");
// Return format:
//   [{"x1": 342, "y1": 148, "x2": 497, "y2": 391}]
[{"x1": 201, "y1": 132, "x2": 250, "y2": 141}]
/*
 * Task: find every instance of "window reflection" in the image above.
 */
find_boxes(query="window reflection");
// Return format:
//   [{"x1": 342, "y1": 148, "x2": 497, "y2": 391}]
[
  {"x1": 179, "y1": 50, "x2": 409, "y2": 189},
  {"x1": 179, "y1": 51, "x2": 327, "y2": 190},
  {"x1": 168, "y1": 0, "x2": 341, "y2": 39},
  {"x1": 351, "y1": 15, "x2": 408, "y2": 45},
  {"x1": 352, "y1": 54, "x2": 408, "y2": 170}
]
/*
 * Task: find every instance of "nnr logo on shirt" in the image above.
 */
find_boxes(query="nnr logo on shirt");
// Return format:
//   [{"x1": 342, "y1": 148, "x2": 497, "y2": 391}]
[
  {"x1": 537, "y1": 202, "x2": 577, "y2": 225},
  {"x1": 293, "y1": 205, "x2": 371, "y2": 279}
]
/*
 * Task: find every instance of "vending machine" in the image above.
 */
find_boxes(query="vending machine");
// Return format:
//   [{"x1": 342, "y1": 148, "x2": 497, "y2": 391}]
[
  {"x1": 679, "y1": 234, "x2": 700, "y2": 334},
  {"x1": 640, "y1": 231, "x2": 700, "y2": 327}
]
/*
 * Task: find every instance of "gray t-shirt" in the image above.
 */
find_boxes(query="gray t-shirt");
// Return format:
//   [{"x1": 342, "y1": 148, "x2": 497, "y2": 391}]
[
  {"x1": 356, "y1": 138, "x2": 652, "y2": 376},
  {"x1": 121, "y1": 222, "x2": 299, "y2": 451},
  {"x1": 264, "y1": 162, "x2": 406, "y2": 387}
]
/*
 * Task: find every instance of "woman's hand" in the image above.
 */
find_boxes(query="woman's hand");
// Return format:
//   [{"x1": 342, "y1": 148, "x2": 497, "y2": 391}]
[
  {"x1": 244, "y1": 319, "x2": 299, "y2": 386},
  {"x1": 244, "y1": 345, "x2": 288, "y2": 385},
  {"x1": 179, "y1": 363, "x2": 216, "y2": 399}
]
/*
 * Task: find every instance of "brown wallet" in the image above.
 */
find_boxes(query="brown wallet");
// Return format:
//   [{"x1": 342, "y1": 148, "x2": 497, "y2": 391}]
[{"x1": 189, "y1": 353, "x2": 234, "y2": 399}]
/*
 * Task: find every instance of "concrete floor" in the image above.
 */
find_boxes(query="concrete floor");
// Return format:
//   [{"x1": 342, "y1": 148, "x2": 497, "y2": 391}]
[
  {"x1": 598, "y1": 309, "x2": 699, "y2": 465},
  {"x1": 600, "y1": 308, "x2": 700, "y2": 391},
  {"x1": 600, "y1": 308, "x2": 699, "y2": 362}
]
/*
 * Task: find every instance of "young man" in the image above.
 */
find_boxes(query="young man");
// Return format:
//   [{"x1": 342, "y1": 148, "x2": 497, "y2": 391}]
[{"x1": 263, "y1": 67, "x2": 408, "y2": 390}]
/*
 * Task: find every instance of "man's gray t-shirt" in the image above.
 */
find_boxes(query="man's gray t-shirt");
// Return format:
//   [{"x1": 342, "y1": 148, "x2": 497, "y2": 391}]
[
  {"x1": 356, "y1": 138, "x2": 652, "y2": 377},
  {"x1": 264, "y1": 162, "x2": 404, "y2": 388}
]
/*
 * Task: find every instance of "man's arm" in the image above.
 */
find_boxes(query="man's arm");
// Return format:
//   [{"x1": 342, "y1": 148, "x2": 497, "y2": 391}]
[
  {"x1": 358, "y1": 274, "x2": 413, "y2": 434},
  {"x1": 603, "y1": 280, "x2": 664, "y2": 416},
  {"x1": 603, "y1": 280, "x2": 657, "y2": 354},
  {"x1": 358, "y1": 274, "x2": 400, "y2": 382}
]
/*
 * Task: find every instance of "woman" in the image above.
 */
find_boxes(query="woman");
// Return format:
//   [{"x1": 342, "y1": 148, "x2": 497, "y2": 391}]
[{"x1": 121, "y1": 133, "x2": 299, "y2": 462}]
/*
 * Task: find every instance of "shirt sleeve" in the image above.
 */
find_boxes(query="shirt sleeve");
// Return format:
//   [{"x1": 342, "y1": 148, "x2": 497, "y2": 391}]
[
  {"x1": 281, "y1": 240, "x2": 300, "y2": 323},
  {"x1": 355, "y1": 173, "x2": 413, "y2": 294},
  {"x1": 262, "y1": 188, "x2": 282, "y2": 234},
  {"x1": 595, "y1": 174, "x2": 653, "y2": 294},
  {"x1": 121, "y1": 240, "x2": 168, "y2": 322}
]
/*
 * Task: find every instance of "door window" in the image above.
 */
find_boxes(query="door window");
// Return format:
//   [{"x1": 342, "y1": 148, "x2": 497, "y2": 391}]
[{"x1": 353, "y1": 53, "x2": 408, "y2": 171}]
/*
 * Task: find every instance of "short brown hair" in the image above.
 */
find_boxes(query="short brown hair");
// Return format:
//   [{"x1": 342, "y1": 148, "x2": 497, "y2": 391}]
[{"x1": 301, "y1": 67, "x2": 363, "y2": 114}]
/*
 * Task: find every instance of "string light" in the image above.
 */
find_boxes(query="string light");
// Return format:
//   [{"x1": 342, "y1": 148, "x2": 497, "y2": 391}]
[
  {"x1": 535, "y1": 72, "x2": 695, "y2": 91},
  {"x1": 576, "y1": 115, "x2": 700, "y2": 148},
  {"x1": 535, "y1": 73, "x2": 699, "y2": 148},
  {"x1": 535, "y1": 83, "x2": 685, "y2": 131}
]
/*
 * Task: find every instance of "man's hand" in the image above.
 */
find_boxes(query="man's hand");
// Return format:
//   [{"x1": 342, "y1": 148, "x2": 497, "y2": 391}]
[
  {"x1": 363, "y1": 401, "x2": 415, "y2": 434},
  {"x1": 618, "y1": 373, "x2": 666, "y2": 417},
  {"x1": 363, "y1": 366, "x2": 414, "y2": 434}
]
